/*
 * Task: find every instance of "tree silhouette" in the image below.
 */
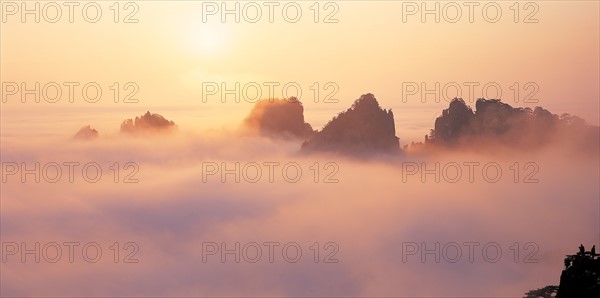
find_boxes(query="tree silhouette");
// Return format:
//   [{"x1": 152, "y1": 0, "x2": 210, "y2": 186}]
[{"x1": 523, "y1": 285, "x2": 558, "y2": 298}]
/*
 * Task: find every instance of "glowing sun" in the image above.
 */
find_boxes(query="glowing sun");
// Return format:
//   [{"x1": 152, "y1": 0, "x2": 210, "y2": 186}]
[{"x1": 189, "y1": 25, "x2": 230, "y2": 56}]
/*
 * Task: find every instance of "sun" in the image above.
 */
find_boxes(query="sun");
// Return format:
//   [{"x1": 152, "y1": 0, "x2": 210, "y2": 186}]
[{"x1": 188, "y1": 24, "x2": 230, "y2": 56}]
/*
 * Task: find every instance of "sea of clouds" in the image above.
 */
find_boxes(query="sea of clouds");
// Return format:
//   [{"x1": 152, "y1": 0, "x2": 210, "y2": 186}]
[{"x1": 1, "y1": 127, "x2": 598, "y2": 297}]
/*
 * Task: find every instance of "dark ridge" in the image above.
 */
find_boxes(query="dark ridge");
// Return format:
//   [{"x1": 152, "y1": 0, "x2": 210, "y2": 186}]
[
  {"x1": 120, "y1": 111, "x2": 177, "y2": 135},
  {"x1": 424, "y1": 98, "x2": 599, "y2": 152},
  {"x1": 301, "y1": 93, "x2": 400, "y2": 156}
]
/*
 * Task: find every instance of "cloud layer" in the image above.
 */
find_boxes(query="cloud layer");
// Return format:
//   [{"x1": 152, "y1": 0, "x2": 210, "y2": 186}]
[{"x1": 1, "y1": 127, "x2": 598, "y2": 296}]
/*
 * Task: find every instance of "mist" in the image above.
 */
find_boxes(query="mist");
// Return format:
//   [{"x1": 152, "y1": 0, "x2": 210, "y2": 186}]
[{"x1": 1, "y1": 121, "x2": 597, "y2": 296}]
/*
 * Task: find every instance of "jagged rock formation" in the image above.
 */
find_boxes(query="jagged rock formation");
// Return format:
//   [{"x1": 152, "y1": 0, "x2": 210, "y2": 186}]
[
  {"x1": 73, "y1": 125, "x2": 99, "y2": 140},
  {"x1": 120, "y1": 111, "x2": 177, "y2": 134},
  {"x1": 301, "y1": 93, "x2": 399, "y2": 155},
  {"x1": 428, "y1": 98, "x2": 474, "y2": 144},
  {"x1": 242, "y1": 98, "x2": 315, "y2": 140},
  {"x1": 425, "y1": 98, "x2": 599, "y2": 151}
]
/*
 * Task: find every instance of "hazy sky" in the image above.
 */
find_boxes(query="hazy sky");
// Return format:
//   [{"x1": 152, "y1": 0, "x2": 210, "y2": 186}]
[
  {"x1": 1, "y1": 2, "x2": 599, "y2": 296},
  {"x1": 2, "y1": 1, "x2": 599, "y2": 144}
]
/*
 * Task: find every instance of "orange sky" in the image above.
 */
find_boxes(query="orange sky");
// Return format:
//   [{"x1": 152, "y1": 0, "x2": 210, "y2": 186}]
[
  {"x1": 1, "y1": 2, "x2": 599, "y2": 296},
  {"x1": 1, "y1": 1, "x2": 599, "y2": 143}
]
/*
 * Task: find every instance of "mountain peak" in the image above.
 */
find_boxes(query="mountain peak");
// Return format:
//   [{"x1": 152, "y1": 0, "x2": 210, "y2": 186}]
[{"x1": 301, "y1": 93, "x2": 399, "y2": 156}]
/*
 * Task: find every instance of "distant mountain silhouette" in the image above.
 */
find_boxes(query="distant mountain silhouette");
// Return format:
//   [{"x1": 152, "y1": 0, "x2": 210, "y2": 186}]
[
  {"x1": 120, "y1": 111, "x2": 177, "y2": 134},
  {"x1": 301, "y1": 93, "x2": 399, "y2": 155},
  {"x1": 73, "y1": 125, "x2": 99, "y2": 140},
  {"x1": 242, "y1": 97, "x2": 315, "y2": 140},
  {"x1": 425, "y1": 98, "x2": 599, "y2": 152}
]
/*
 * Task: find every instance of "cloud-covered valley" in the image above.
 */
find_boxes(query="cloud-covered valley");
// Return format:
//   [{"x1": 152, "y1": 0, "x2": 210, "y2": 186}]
[{"x1": 1, "y1": 105, "x2": 598, "y2": 296}]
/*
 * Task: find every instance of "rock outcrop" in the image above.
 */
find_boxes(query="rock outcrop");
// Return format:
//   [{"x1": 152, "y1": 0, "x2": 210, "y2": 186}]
[
  {"x1": 426, "y1": 98, "x2": 599, "y2": 152},
  {"x1": 301, "y1": 93, "x2": 399, "y2": 155},
  {"x1": 73, "y1": 125, "x2": 99, "y2": 140},
  {"x1": 120, "y1": 111, "x2": 177, "y2": 135},
  {"x1": 242, "y1": 98, "x2": 315, "y2": 140},
  {"x1": 556, "y1": 245, "x2": 600, "y2": 297},
  {"x1": 429, "y1": 98, "x2": 474, "y2": 144}
]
